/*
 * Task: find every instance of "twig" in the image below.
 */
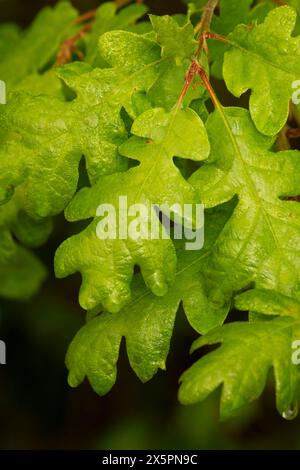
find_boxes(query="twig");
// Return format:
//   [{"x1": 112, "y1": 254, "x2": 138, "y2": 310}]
[
  {"x1": 197, "y1": 65, "x2": 220, "y2": 109},
  {"x1": 195, "y1": 0, "x2": 219, "y2": 35},
  {"x1": 56, "y1": 23, "x2": 92, "y2": 65},
  {"x1": 196, "y1": 0, "x2": 219, "y2": 60},
  {"x1": 287, "y1": 128, "x2": 300, "y2": 139},
  {"x1": 175, "y1": 60, "x2": 220, "y2": 111},
  {"x1": 176, "y1": 61, "x2": 201, "y2": 109},
  {"x1": 56, "y1": 0, "x2": 144, "y2": 66},
  {"x1": 167, "y1": 0, "x2": 220, "y2": 108},
  {"x1": 75, "y1": 9, "x2": 97, "y2": 24}
]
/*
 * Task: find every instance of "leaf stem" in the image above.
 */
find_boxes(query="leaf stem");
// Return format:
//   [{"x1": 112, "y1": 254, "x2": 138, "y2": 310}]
[
  {"x1": 197, "y1": 65, "x2": 221, "y2": 109},
  {"x1": 196, "y1": 0, "x2": 219, "y2": 60},
  {"x1": 176, "y1": 61, "x2": 201, "y2": 109},
  {"x1": 168, "y1": 0, "x2": 224, "y2": 110},
  {"x1": 203, "y1": 31, "x2": 230, "y2": 44},
  {"x1": 175, "y1": 60, "x2": 221, "y2": 112}
]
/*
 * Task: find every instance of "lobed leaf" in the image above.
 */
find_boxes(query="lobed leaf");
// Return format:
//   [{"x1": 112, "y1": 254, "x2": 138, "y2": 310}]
[
  {"x1": 55, "y1": 107, "x2": 210, "y2": 313},
  {"x1": 179, "y1": 315, "x2": 300, "y2": 420},
  {"x1": 66, "y1": 204, "x2": 232, "y2": 395},
  {"x1": 209, "y1": 0, "x2": 274, "y2": 79},
  {"x1": 0, "y1": 2, "x2": 78, "y2": 92},
  {"x1": 85, "y1": 2, "x2": 149, "y2": 66},
  {"x1": 223, "y1": 6, "x2": 300, "y2": 135}
]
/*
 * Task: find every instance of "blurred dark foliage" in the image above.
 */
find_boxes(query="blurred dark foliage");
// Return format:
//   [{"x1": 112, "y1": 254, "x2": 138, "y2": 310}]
[
  {"x1": 0, "y1": 0, "x2": 185, "y2": 25},
  {"x1": 0, "y1": 0, "x2": 300, "y2": 450}
]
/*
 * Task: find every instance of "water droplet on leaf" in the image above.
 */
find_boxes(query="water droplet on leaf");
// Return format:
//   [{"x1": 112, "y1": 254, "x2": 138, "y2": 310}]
[{"x1": 282, "y1": 402, "x2": 299, "y2": 420}]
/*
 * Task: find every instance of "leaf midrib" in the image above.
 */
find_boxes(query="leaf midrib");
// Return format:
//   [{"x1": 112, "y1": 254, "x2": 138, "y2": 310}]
[{"x1": 213, "y1": 104, "x2": 283, "y2": 265}]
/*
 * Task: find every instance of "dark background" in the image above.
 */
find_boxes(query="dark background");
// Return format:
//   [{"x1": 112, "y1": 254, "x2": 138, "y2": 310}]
[
  {"x1": 0, "y1": 0, "x2": 300, "y2": 450},
  {"x1": 0, "y1": 0, "x2": 184, "y2": 25}
]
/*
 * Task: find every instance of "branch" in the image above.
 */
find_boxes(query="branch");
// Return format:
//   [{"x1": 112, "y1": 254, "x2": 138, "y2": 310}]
[
  {"x1": 175, "y1": 61, "x2": 201, "y2": 109},
  {"x1": 287, "y1": 128, "x2": 300, "y2": 139},
  {"x1": 196, "y1": 0, "x2": 219, "y2": 35},
  {"x1": 196, "y1": 0, "x2": 219, "y2": 60},
  {"x1": 56, "y1": 23, "x2": 92, "y2": 66},
  {"x1": 56, "y1": 0, "x2": 144, "y2": 66},
  {"x1": 175, "y1": 60, "x2": 220, "y2": 111},
  {"x1": 75, "y1": 9, "x2": 96, "y2": 24}
]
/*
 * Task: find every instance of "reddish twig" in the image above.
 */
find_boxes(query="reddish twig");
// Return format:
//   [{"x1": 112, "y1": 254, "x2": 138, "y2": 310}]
[
  {"x1": 56, "y1": 0, "x2": 144, "y2": 65},
  {"x1": 176, "y1": 61, "x2": 201, "y2": 108},
  {"x1": 56, "y1": 23, "x2": 92, "y2": 65},
  {"x1": 196, "y1": 0, "x2": 219, "y2": 61},
  {"x1": 203, "y1": 31, "x2": 229, "y2": 44},
  {"x1": 75, "y1": 9, "x2": 97, "y2": 24},
  {"x1": 175, "y1": 59, "x2": 220, "y2": 111},
  {"x1": 287, "y1": 128, "x2": 300, "y2": 139}
]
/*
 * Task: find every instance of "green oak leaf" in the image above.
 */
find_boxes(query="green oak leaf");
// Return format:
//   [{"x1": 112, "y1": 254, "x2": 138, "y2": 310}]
[
  {"x1": 235, "y1": 288, "x2": 300, "y2": 318},
  {"x1": 0, "y1": 189, "x2": 51, "y2": 300},
  {"x1": 0, "y1": 37, "x2": 151, "y2": 216},
  {"x1": 85, "y1": 1, "x2": 148, "y2": 66},
  {"x1": 289, "y1": 0, "x2": 300, "y2": 34},
  {"x1": 65, "y1": 203, "x2": 232, "y2": 395},
  {"x1": 13, "y1": 70, "x2": 66, "y2": 99},
  {"x1": 0, "y1": 245, "x2": 47, "y2": 300},
  {"x1": 0, "y1": 2, "x2": 78, "y2": 93},
  {"x1": 179, "y1": 315, "x2": 300, "y2": 420},
  {"x1": 209, "y1": 0, "x2": 274, "y2": 79},
  {"x1": 0, "y1": 16, "x2": 205, "y2": 217},
  {"x1": 55, "y1": 107, "x2": 210, "y2": 313},
  {"x1": 0, "y1": 188, "x2": 53, "y2": 252},
  {"x1": 223, "y1": 6, "x2": 300, "y2": 135},
  {"x1": 0, "y1": 23, "x2": 20, "y2": 58},
  {"x1": 147, "y1": 14, "x2": 205, "y2": 110},
  {"x1": 190, "y1": 106, "x2": 300, "y2": 317},
  {"x1": 0, "y1": 89, "x2": 89, "y2": 217},
  {"x1": 97, "y1": 14, "x2": 205, "y2": 113}
]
